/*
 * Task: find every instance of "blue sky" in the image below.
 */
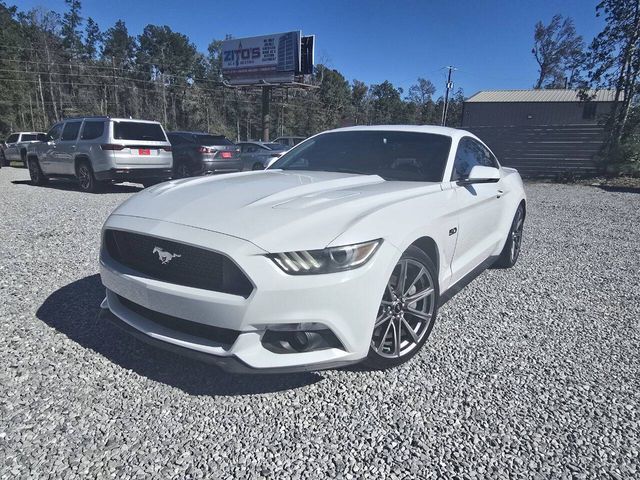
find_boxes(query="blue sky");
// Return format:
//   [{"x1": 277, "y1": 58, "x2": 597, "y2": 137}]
[{"x1": 14, "y1": 0, "x2": 604, "y2": 97}]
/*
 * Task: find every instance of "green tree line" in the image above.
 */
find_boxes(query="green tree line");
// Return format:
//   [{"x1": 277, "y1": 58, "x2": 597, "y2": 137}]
[{"x1": 0, "y1": 0, "x2": 463, "y2": 141}]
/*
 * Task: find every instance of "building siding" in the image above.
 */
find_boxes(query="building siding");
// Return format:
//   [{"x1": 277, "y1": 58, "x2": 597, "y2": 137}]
[
  {"x1": 465, "y1": 124, "x2": 605, "y2": 177},
  {"x1": 462, "y1": 101, "x2": 614, "y2": 127}
]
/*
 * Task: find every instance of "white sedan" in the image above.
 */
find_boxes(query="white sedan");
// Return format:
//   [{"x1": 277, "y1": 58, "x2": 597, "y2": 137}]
[{"x1": 99, "y1": 126, "x2": 526, "y2": 373}]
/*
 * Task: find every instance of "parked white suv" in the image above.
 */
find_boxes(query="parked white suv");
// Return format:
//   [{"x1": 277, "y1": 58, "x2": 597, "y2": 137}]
[
  {"x1": 1, "y1": 131, "x2": 46, "y2": 166},
  {"x1": 26, "y1": 117, "x2": 173, "y2": 192}
]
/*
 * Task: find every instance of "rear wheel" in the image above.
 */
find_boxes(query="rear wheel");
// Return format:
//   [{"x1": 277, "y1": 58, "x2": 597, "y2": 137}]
[
  {"x1": 493, "y1": 204, "x2": 525, "y2": 269},
  {"x1": 173, "y1": 163, "x2": 192, "y2": 179},
  {"x1": 0, "y1": 150, "x2": 7, "y2": 166},
  {"x1": 362, "y1": 246, "x2": 439, "y2": 370},
  {"x1": 28, "y1": 157, "x2": 48, "y2": 185},
  {"x1": 76, "y1": 160, "x2": 100, "y2": 193},
  {"x1": 252, "y1": 162, "x2": 264, "y2": 171},
  {"x1": 20, "y1": 149, "x2": 27, "y2": 167}
]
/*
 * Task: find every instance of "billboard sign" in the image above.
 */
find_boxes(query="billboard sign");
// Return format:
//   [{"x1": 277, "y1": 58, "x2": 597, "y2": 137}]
[{"x1": 222, "y1": 31, "x2": 314, "y2": 85}]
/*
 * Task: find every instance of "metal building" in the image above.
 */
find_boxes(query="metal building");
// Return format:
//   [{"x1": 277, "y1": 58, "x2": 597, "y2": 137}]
[{"x1": 462, "y1": 89, "x2": 618, "y2": 177}]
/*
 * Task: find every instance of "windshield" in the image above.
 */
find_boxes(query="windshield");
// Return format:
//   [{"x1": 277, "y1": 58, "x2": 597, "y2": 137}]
[
  {"x1": 113, "y1": 122, "x2": 167, "y2": 142},
  {"x1": 271, "y1": 131, "x2": 452, "y2": 182},
  {"x1": 195, "y1": 134, "x2": 233, "y2": 146}
]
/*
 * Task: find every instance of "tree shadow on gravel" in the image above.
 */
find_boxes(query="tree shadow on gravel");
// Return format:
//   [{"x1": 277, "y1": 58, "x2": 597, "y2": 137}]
[
  {"x1": 36, "y1": 275, "x2": 323, "y2": 396},
  {"x1": 11, "y1": 179, "x2": 142, "y2": 194}
]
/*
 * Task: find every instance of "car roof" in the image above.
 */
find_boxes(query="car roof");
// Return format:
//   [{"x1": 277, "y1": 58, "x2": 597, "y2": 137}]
[
  {"x1": 62, "y1": 116, "x2": 162, "y2": 124},
  {"x1": 11, "y1": 131, "x2": 45, "y2": 135},
  {"x1": 326, "y1": 124, "x2": 470, "y2": 139},
  {"x1": 169, "y1": 131, "x2": 225, "y2": 136}
]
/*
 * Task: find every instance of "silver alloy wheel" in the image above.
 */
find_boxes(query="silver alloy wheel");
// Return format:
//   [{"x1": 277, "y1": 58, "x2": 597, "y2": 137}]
[
  {"x1": 511, "y1": 209, "x2": 524, "y2": 262},
  {"x1": 28, "y1": 159, "x2": 39, "y2": 182},
  {"x1": 78, "y1": 164, "x2": 91, "y2": 190},
  {"x1": 371, "y1": 258, "x2": 436, "y2": 358}
]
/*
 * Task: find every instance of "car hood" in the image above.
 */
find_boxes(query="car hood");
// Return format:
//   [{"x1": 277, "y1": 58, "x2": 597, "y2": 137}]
[{"x1": 111, "y1": 170, "x2": 442, "y2": 252}]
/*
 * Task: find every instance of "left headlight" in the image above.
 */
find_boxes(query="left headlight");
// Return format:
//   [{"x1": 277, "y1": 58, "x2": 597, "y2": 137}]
[{"x1": 269, "y1": 239, "x2": 382, "y2": 275}]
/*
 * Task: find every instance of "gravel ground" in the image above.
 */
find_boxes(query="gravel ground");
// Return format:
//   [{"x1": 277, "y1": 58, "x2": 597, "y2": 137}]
[{"x1": 1, "y1": 166, "x2": 638, "y2": 479}]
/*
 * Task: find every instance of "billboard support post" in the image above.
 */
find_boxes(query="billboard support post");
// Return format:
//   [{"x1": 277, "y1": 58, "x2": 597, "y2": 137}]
[{"x1": 261, "y1": 86, "x2": 272, "y2": 141}]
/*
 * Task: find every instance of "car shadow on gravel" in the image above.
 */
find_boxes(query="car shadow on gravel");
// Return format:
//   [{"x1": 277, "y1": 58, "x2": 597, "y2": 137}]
[
  {"x1": 36, "y1": 274, "x2": 323, "y2": 395},
  {"x1": 11, "y1": 180, "x2": 143, "y2": 194}
]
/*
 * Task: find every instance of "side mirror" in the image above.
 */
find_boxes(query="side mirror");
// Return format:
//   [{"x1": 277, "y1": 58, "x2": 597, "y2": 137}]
[{"x1": 459, "y1": 165, "x2": 500, "y2": 185}]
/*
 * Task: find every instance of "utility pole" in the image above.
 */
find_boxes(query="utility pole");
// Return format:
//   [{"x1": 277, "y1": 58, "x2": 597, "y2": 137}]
[{"x1": 441, "y1": 66, "x2": 456, "y2": 126}]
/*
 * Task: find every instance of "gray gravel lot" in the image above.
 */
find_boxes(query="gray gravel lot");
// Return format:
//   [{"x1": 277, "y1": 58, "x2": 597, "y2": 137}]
[{"x1": 1, "y1": 166, "x2": 638, "y2": 479}]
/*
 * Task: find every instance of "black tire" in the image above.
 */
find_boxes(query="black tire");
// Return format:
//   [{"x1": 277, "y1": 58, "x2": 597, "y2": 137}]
[
  {"x1": 493, "y1": 204, "x2": 525, "y2": 269},
  {"x1": 0, "y1": 149, "x2": 8, "y2": 166},
  {"x1": 76, "y1": 160, "x2": 101, "y2": 193},
  {"x1": 27, "y1": 157, "x2": 48, "y2": 185},
  {"x1": 252, "y1": 162, "x2": 264, "y2": 171},
  {"x1": 20, "y1": 149, "x2": 27, "y2": 167},
  {"x1": 173, "y1": 162, "x2": 192, "y2": 179},
  {"x1": 362, "y1": 245, "x2": 440, "y2": 370}
]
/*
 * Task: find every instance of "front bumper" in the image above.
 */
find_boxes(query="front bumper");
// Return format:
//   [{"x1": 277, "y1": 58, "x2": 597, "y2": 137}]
[
  {"x1": 95, "y1": 168, "x2": 173, "y2": 182},
  {"x1": 99, "y1": 215, "x2": 399, "y2": 373}
]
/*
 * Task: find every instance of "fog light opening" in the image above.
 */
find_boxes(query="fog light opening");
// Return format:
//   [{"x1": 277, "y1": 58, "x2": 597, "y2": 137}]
[
  {"x1": 289, "y1": 331, "x2": 312, "y2": 352},
  {"x1": 261, "y1": 326, "x2": 344, "y2": 354}
]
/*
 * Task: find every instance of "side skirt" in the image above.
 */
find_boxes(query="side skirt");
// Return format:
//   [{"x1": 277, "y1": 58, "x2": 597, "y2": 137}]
[{"x1": 438, "y1": 255, "x2": 498, "y2": 307}]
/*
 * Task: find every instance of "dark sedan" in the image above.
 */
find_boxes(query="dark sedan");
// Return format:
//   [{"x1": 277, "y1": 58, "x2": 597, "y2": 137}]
[{"x1": 168, "y1": 131, "x2": 242, "y2": 178}]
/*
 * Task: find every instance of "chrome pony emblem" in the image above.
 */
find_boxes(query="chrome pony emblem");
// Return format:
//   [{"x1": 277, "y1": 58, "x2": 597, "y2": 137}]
[{"x1": 152, "y1": 246, "x2": 181, "y2": 264}]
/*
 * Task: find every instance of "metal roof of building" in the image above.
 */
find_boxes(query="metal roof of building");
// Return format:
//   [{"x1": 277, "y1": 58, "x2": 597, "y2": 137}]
[{"x1": 466, "y1": 89, "x2": 618, "y2": 103}]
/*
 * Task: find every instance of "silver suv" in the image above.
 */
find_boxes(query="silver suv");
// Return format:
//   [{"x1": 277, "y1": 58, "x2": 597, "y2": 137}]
[{"x1": 26, "y1": 117, "x2": 173, "y2": 192}]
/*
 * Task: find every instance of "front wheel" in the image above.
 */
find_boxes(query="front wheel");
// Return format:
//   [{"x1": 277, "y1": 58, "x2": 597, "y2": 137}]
[
  {"x1": 28, "y1": 157, "x2": 48, "y2": 185},
  {"x1": 493, "y1": 204, "x2": 525, "y2": 269},
  {"x1": 362, "y1": 246, "x2": 439, "y2": 370}
]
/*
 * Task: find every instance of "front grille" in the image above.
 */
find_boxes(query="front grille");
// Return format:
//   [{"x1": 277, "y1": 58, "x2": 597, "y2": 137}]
[
  {"x1": 117, "y1": 295, "x2": 240, "y2": 346},
  {"x1": 104, "y1": 229, "x2": 253, "y2": 297}
]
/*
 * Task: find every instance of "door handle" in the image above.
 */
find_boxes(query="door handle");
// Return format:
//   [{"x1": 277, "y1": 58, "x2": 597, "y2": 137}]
[{"x1": 497, "y1": 189, "x2": 504, "y2": 198}]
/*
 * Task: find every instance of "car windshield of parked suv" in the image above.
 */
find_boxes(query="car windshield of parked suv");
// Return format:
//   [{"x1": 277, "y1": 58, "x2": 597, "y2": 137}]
[
  {"x1": 272, "y1": 131, "x2": 452, "y2": 182},
  {"x1": 20, "y1": 134, "x2": 39, "y2": 141},
  {"x1": 195, "y1": 134, "x2": 233, "y2": 146},
  {"x1": 113, "y1": 121, "x2": 166, "y2": 142}
]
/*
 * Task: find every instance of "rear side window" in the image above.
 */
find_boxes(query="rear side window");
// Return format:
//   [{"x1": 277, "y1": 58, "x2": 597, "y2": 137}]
[
  {"x1": 81, "y1": 121, "x2": 105, "y2": 140},
  {"x1": 6, "y1": 134, "x2": 19, "y2": 143},
  {"x1": 20, "y1": 134, "x2": 38, "y2": 141},
  {"x1": 61, "y1": 122, "x2": 82, "y2": 141},
  {"x1": 113, "y1": 122, "x2": 167, "y2": 142},
  {"x1": 47, "y1": 124, "x2": 63, "y2": 141}
]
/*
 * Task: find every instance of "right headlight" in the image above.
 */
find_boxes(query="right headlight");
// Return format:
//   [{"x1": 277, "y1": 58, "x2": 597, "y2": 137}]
[{"x1": 269, "y1": 239, "x2": 382, "y2": 275}]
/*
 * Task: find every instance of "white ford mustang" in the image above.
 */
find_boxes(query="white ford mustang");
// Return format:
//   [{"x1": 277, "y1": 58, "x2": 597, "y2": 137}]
[{"x1": 99, "y1": 126, "x2": 526, "y2": 373}]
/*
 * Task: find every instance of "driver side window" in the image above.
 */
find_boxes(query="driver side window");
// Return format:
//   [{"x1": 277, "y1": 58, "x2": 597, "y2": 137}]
[
  {"x1": 47, "y1": 123, "x2": 63, "y2": 141},
  {"x1": 451, "y1": 137, "x2": 497, "y2": 181}
]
